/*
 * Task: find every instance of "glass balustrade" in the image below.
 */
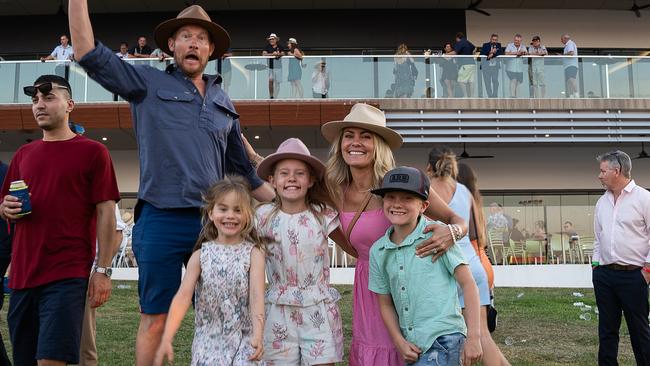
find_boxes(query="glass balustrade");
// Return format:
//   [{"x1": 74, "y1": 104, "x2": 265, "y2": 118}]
[{"x1": 1, "y1": 55, "x2": 649, "y2": 102}]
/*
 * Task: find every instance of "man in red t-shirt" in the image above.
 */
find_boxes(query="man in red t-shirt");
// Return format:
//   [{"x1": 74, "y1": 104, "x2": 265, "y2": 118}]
[{"x1": 0, "y1": 75, "x2": 120, "y2": 366}]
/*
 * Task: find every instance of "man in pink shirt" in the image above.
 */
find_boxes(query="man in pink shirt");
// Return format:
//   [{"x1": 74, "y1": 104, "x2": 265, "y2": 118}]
[{"x1": 592, "y1": 150, "x2": 650, "y2": 365}]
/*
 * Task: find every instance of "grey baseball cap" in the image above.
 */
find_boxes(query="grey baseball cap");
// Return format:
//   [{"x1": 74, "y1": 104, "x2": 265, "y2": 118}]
[{"x1": 371, "y1": 166, "x2": 430, "y2": 200}]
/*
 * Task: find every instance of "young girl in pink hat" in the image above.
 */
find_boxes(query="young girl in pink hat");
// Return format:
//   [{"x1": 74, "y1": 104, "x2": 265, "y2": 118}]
[{"x1": 255, "y1": 138, "x2": 355, "y2": 365}]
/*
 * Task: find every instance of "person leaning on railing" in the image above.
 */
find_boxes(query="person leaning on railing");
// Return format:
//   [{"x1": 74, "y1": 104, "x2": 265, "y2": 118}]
[
  {"x1": 479, "y1": 34, "x2": 503, "y2": 98},
  {"x1": 453, "y1": 32, "x2": 477, "y2": 98}
]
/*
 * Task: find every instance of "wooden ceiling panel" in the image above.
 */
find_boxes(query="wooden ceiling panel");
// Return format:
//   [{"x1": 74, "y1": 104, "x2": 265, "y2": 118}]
[
  {"x1": 0, "y1": 106, "x2": 23, "y2": 130},
  {"x1": 71, "y1": 104, "x2": 120, "y2": 129},
  {"x1": 270, "y1": 102, "x2": 320, "y2": 126},
  {"x1": 236, "y1": 102, "x2": 270, "y2": 127}
]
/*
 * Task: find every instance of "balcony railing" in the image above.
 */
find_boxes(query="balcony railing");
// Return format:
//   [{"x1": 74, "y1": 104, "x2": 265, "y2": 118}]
[{"x1": 2, "y1": 55, "x2": 650, "y2": 103}]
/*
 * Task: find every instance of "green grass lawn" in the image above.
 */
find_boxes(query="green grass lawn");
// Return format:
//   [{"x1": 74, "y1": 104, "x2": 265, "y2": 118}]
[{"x1": 0, "y1": 284, "x2": 638, "y2": 365}]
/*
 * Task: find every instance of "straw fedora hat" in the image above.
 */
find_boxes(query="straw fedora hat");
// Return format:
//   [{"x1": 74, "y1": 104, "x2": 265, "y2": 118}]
[
  {"x1": 257, "y1": 138, "x2": 325, "y2": 180},
  {"x1": 154, "y1": 5, "x2": 230, "y2": 61},
  {"x1": 321, "y1": 103, "x2": 403, "y2": 149}
]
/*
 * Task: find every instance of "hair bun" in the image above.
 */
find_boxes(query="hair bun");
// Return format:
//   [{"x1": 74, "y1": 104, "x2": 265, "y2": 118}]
[{"x1": 428, "y1": 146, "x2": 458, "y2": 178}]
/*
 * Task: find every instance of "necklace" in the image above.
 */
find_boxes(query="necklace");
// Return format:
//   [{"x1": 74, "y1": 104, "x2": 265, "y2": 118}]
[{"x1": 345, "y1": 184, "x2": 372, "y2": 195}]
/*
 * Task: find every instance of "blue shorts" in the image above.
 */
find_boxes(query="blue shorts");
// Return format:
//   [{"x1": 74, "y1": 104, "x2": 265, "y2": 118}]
[
  {"x1": 8, "y1": 277, "x2": 88, "y2": 365},
  {"x1": 506, "y1": 71, "x2": 523, "y2": 83},
  {"x1": 132, "y1": 200, "x2": 201, "y2": 314},
  {"x1": 564, "y1": 66, "x2": 578, "y2": 80},
  {"x1": 409, "y1": 332, "x2": 465, "y2": 366}
]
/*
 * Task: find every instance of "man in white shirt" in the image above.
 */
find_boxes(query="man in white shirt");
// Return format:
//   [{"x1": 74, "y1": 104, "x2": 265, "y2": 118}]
[
  {"x1": 115, "y1": 42, "x2": 130, "y2": 60},
  {"x1": 41, "y1": 34, "x2": 75, "y2": 62},
  {"x1": 504, "y1": 34, "x2": 527, "y2": 98},
  {"x1": 561, "y1": 34, "x2": 579, "y2": 98},
  {"x1": 40, "y1": 34, "x2": 75, "y2": 78},
  {"x1": 311, "y1": 60, "x2": 330, "y2": 98},
  {"x1": 592, "y1": 150, "x2": 650, "y2": 366}
]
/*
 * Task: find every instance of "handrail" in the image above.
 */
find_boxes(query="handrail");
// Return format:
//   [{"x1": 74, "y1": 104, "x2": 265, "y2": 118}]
[
  {"x1": 2, "y1": 54, "x2": 649, "y2": 102},
  {"x1": 4, "y1": 54, "x2": 650, "y2": 62}
]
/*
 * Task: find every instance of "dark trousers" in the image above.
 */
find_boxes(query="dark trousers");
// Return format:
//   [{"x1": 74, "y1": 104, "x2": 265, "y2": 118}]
[
  {"x1": 593, "y1": 266, "x2": 650, "y2": 366},
  {"x1": 482, "y1": 66, "x2": 499, "y2": 98},
  {"x1": 0, "y1": 257, "x2": 10, "y2": 366}
]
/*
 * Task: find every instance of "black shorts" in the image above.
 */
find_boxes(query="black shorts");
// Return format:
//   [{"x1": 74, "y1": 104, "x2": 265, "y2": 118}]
[
  {"x1": 506, "y1": 71, "x2": 523, "y2": 83},
  {"x1": 8, "y1": 277, "x2": 88, "y2": 365},
  {"x1": 564, "y1": 66, "x2": 578, "y2": 80}
]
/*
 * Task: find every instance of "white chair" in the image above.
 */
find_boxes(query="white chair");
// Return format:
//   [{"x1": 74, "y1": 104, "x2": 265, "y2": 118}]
[
  {"x1": 340, "y1": 248, "x2": 349, "y2": 268},
  {"x1": 328, "y1": 239, "x2": 338, "y2": 268},
  {"x1": 487, "y1": 230, "x2": 506, "y2": 265},
  {"x1": 507, "y1": 240, "x2": 527, "y2": 265},
  {"x1": 578, "y1": 236, "x2": 595, "y2": 263},
  {"x1": 567, "y1": 235, "x2": 581, "y2": 263},
  {"x1": 328, "y1": 239, "x2": 349, "y2": 268},
  {"x1": 112, "y1": 227, "x2": 129, "y2": 267},
  {"x1": 113, "y1": 223, "x2": 136, "y2": 268}
]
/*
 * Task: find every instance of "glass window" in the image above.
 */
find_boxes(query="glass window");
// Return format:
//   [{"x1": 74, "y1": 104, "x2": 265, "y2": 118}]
[{"x1": 483, "y1": 191, "x2": 602, "y2": 265}]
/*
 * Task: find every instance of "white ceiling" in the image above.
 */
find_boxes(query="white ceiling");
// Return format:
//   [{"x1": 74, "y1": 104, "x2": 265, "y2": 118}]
[{"x1": 0, "y1": 0, "x2": 644, "y2": 15}]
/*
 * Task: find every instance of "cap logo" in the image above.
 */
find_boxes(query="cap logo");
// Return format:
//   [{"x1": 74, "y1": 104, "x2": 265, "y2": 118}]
[{"x1": 390, "y1": 174, "x2": 410, "y2": 183}]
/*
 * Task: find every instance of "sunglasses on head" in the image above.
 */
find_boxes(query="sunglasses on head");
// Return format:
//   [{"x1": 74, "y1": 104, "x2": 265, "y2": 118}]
[{"x1": 23, "y1": 82, "x2": 69, "y2": 97}]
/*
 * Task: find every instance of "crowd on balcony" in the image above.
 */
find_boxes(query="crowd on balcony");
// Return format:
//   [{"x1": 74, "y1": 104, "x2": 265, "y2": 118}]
[
  {"x1": 418, "y1": 32, "x2": 579, "y2": 98},
  {"x1": 30, "y1": 28, "x2": 582, "y2": 100}
]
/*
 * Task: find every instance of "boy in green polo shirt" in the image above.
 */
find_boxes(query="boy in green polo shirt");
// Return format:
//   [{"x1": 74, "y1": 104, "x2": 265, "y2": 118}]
[{"x1": 369, "y1": 166, "x2": 483, "y2": 366}]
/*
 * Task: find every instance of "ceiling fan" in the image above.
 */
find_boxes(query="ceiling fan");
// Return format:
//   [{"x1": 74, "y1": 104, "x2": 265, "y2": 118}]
[
  {"x1": 631, "y1": 0, "x2": 650, "y2": 18},
  {"x1": 632, "y1": 141, "x2": 650, "y2": 159},
  {"x1": 467, "y1": 0, "x2": 491, "y2": 17},
  {"x1": 457, "y1": 142, "x2": 494, "y2": 160}
]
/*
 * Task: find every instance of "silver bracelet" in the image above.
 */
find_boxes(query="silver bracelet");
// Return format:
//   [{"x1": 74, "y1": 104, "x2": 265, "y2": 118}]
[
  {"x1": 447, "y1": 224, "x2": 457, "y2": 243},
  {"x1": 452, "y1": 224, "x2": 462, "y2": 241}
]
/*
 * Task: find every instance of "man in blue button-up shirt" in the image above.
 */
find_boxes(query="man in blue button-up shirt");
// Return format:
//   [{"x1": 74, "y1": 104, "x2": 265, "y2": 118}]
[{"x1": 69, "y1": 2, "x2": 275, "y2": 364}]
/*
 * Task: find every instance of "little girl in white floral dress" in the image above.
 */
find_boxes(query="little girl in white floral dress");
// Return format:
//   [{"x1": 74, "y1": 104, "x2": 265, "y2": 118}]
[
  {"x1": 255, "y1": 138, "x2": 355, "y2": 366},
  {"x1": 154, "y1": 176, "x2": 266, "y2": 366}
]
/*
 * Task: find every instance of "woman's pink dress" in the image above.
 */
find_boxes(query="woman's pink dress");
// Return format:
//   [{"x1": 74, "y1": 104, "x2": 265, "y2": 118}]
[{"x1": 340, "y1": 208, "x2": 404, "y2": 366}]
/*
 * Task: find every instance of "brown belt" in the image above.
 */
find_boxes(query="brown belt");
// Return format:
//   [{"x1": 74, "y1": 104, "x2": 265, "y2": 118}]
[{"x1": 604, "y1": 264, "x2": 642, "y2": 271}]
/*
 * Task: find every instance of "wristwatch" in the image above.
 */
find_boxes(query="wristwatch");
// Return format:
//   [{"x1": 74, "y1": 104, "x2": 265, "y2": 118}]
[{"x1": 95, "y1": 267, "x2": 113, "y2": 279}]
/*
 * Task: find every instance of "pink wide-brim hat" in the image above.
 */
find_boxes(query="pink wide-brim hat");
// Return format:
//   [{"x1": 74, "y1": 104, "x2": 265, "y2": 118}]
[{"x1": 257, "y1": 138, "x2": 325, "y2": 180}]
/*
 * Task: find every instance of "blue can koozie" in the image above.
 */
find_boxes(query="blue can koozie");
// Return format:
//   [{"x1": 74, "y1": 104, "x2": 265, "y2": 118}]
[{"x1": 9, "y1": 180, "x2": 31, "y2": 217}]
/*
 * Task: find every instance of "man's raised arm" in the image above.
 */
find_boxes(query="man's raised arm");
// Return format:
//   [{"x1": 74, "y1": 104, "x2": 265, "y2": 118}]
[{"x1": 68, "y1": 0, "x2": 96, "y2": 60}]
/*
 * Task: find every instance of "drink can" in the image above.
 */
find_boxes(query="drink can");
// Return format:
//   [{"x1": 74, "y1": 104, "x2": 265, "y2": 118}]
[{"x1": 9, "y1": 180, "x2": 32, "y2": 217}]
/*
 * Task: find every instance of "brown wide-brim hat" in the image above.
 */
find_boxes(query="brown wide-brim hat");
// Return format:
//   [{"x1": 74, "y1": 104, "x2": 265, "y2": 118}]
[
  {"x1": 321, "y1": 103, "x2": 403, "y2": 150},
  {"x1": 154, "y1": 5, "x2": 230, "y2": 61},
  {"x1": 257, "y1": 138, "x2": 326, "y2": 181}
]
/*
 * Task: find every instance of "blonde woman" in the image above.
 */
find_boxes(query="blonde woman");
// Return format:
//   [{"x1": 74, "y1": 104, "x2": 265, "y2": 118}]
[
  {"x1": 287, "y1": 37, "x2": 304, "y2": 98},
  {"x1": 393, "y1": 44, "x2": 417, "y2": 98},
  {"x1": 321, "y1": 103, "x2": 468, "y2": 366},
  {"x1": 427, "y1": 147, "x2": 510, "y2": 366}
]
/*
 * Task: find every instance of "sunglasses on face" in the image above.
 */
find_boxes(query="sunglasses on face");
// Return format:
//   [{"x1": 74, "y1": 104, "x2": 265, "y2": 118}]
[{"x1": 23, "y1": 82, "x2": 69, "y2": 97}]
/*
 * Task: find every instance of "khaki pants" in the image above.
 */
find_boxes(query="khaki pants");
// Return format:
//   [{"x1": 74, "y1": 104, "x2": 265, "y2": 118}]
[{"x1": 79, "y1": 288, "x2": 97, "y2": 366}]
